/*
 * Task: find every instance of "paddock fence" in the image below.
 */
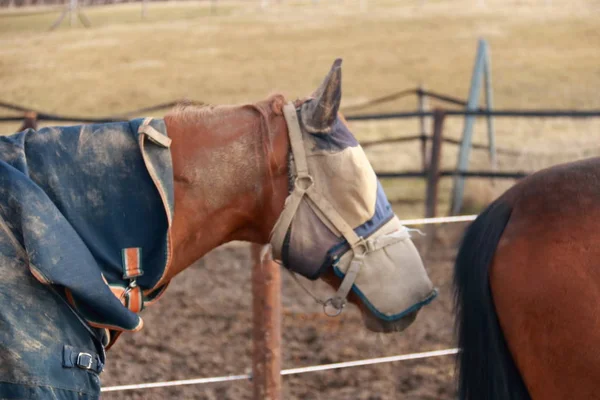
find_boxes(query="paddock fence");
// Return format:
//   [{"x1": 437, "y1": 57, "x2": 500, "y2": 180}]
[
  {"x1": 3, "y1": 89, "x2": 600, "y2": 397},
  {"x1": 3, "y1": 87, "x2": 600, "y2": 217}
]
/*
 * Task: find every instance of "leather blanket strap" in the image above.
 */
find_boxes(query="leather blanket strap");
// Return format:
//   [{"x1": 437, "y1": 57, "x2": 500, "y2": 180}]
[{"x1": 270, "y1": 103, "x2": 368, "y2": 312}]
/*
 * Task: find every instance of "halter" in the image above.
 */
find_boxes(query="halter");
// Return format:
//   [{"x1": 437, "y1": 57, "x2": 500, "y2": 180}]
[{"x1": 270, "y1": 102, "x2": 370, "y2": 316}]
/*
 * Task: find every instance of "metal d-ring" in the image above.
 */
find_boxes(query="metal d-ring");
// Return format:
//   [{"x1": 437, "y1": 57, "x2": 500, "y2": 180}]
[
  {"x1": 323, "y1": 298, "x2": 344, "y2": 317},
  {"x1": 119, "y1": 279, "x2": 137, "y2": 302},
  {"x1": 294, "y1": 175, "x2": 314, "y2": 192}
]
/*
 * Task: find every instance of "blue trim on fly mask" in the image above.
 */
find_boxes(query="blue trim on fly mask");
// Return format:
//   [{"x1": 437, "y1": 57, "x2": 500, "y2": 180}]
[
  {"x1": 302, "y1": 178, "x2": 438, "y2": 321},
  {"x1": 333, "y1": 265, "x2": 438, "y2": 321},
  {"x1": 325, "y1": 182, "x2": 438, "y2": 321}
]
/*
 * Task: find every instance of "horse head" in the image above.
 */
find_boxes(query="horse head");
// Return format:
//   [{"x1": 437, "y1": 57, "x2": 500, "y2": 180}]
[
  {"x1": 269, "y1": 59, "x2": 437, "y2": 333},
  {"x1": 164, "y1": 59, "x2": 436, "y2": 334}
]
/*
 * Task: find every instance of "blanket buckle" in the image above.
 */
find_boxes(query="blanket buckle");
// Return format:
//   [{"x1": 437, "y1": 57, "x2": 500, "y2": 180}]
[{"x1": 77, "y1": 352, "x2": 93, "y2": 370}]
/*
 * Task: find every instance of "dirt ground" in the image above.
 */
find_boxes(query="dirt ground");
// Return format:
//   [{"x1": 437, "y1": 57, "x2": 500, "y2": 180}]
[{"x1": 100, "y1": 221, "x2": 466, "y2": 400}]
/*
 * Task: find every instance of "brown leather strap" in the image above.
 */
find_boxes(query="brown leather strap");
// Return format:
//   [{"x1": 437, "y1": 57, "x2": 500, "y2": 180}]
[{"x1": 121, "y1": 247, "x2": 143, "y2": 279}]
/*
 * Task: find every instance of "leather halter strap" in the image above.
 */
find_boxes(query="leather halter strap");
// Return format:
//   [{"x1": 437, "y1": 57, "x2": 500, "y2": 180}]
[{"x1": 269, "y1": 102, "x2": 367, "y2": 314}]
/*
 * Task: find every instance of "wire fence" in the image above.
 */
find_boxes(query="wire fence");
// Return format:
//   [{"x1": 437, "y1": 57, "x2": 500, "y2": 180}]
[
  {"x1": 3, "y1": 88, "x2": 600, "y2": 123},
  {"x1": 0, "y1": 99, "x2": 189, "y2": 123},
  {"x1": 345, "y1": 108, "x2": 600, "y2": 120},
  {"x1": 101, "y1": 214, "x2": 475, "y2": 393},
  {"x1": 3, "y1": 87, "x2": 598, "y2": 185},
  {"x1": 102, "y1": 348, "x2": 460, "y2": 392},
  {"x1": 0, "y1": 0, "x2": 213, "y2": 8},
  {"x1": 5, "y1": 107, "x2": 599, "y2": 123}
]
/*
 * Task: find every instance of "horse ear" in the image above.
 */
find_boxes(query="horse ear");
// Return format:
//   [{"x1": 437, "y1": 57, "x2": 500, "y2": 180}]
[{"x1": 301, "y1": 59, "x2": 342, "y2": 133}]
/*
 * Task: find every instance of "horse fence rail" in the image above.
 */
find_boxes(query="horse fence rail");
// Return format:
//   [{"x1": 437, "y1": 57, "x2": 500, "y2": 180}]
[
  {"x1": 361, "y1": 134, "x2": 555, "y2": 157},
  {"x1": 0, "y1": 98, "x2": 193, "y2": 123},
  {"x1": 345, "y1": 108, "x2": 600, "y2": 120},
  {"x1": 4, "y1": 89, "x2": 599, "y2": 218},
  {"x1": 4, "y1": 89, "x2": 599, "y2": 217}
]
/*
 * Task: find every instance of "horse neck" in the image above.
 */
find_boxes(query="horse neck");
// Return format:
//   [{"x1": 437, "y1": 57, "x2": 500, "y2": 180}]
[{"x1": 163, "y1": 100, "x2": 290, "y2": 279}]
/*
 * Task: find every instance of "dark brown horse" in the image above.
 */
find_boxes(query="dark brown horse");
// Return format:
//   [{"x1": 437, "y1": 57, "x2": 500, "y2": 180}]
[{"x1": 455, "y1": 157, "x2": 600, "y2": 399}]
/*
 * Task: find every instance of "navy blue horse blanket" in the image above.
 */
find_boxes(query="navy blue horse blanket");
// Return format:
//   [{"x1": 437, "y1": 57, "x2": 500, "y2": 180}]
[{"x1": 0, "y1": 119, "x2": 174, "y2": 398}]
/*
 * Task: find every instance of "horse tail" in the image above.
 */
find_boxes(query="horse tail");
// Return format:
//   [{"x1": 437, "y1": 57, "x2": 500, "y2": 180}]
[{"x1": 454, "y1": 200, "x2": 531, "y2": 400}]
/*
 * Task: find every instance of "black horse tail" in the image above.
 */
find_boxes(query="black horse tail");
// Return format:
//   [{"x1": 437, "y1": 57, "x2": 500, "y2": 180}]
[{"x1": 454, "y1": 200, "x2": 531, "y2": 400}]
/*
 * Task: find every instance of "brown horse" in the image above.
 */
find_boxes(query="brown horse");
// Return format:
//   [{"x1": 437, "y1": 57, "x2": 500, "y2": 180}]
[
  {"x1": 163, "y1": 59, "x2": 435, "y2": 332},
  {"x1": 0, "y1": 60, "x2": 436, "y2": 398},
  {"x1": 454, "y1": 157, "x2": 600, "y2": 400}
]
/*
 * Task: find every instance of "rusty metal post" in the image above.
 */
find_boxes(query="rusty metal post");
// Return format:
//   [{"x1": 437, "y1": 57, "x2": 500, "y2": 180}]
[
  {"x1": 251, "y1": 244, "x2": 281, "y2": 400},
  {"x1": 417, "y1": 85, "x2": 429, "y2": 171},
  {"x1": 450, "y1": 39, "x2": 487, "y2": 215},
  {"x1": 425, "y1": 108, "x2": 446, "y2": 219},
  {"x1": 69, "y1": 0, "x2": 76, "y2": 26}
]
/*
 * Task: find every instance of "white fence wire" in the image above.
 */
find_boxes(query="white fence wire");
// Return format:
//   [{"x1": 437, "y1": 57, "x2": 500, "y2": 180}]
[
  {"x1": 101, "y1": 214, "x2": 475, "y2": 393},
  {"x1": 102, "y1": 348, "x2": 460, "y2": 392},
  {"x1": 399, "y1": 215, "x2": 477, "y2": 225}
]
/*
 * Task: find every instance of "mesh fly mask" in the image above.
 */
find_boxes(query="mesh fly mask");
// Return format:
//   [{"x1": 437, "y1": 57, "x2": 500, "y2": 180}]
[{"x1": 270, "y1": 102, "x2": 437, "y2": 322}]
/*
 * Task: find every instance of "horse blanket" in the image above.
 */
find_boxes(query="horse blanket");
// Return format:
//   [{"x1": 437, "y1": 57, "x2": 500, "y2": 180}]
[{"x1": 0, "y1": 119, "x2": 174, "y2": 398}]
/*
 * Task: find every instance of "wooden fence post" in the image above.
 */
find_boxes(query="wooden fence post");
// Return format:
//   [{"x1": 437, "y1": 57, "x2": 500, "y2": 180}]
[
  {"x1": 251, "y1": 244, "x2": 282, "y2": 400},
  {"x1": 424, "y1": 108, "x2": 446, "y2": 219},
  {"x1": 19, "y1": 111, "x2": 38, "y2": 131}
]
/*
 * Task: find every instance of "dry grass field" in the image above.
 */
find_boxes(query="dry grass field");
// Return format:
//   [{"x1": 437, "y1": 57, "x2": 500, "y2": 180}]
[
  {"x1": 1, "y1": 1, "x2": 600, "y2": 398},
  {"x1": 1, "y1": 0, "x2": 600, "y2": 213}
]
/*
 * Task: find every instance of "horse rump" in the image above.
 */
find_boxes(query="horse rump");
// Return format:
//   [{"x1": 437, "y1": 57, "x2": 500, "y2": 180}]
[{"x1": 453, "y1": 200, "x2": 531, "y2": 400}]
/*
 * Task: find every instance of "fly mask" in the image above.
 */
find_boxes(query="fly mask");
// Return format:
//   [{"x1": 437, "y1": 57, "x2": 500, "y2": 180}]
[{"x1": 269, "y1": 62, "x2": 437, "y2": 324}]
